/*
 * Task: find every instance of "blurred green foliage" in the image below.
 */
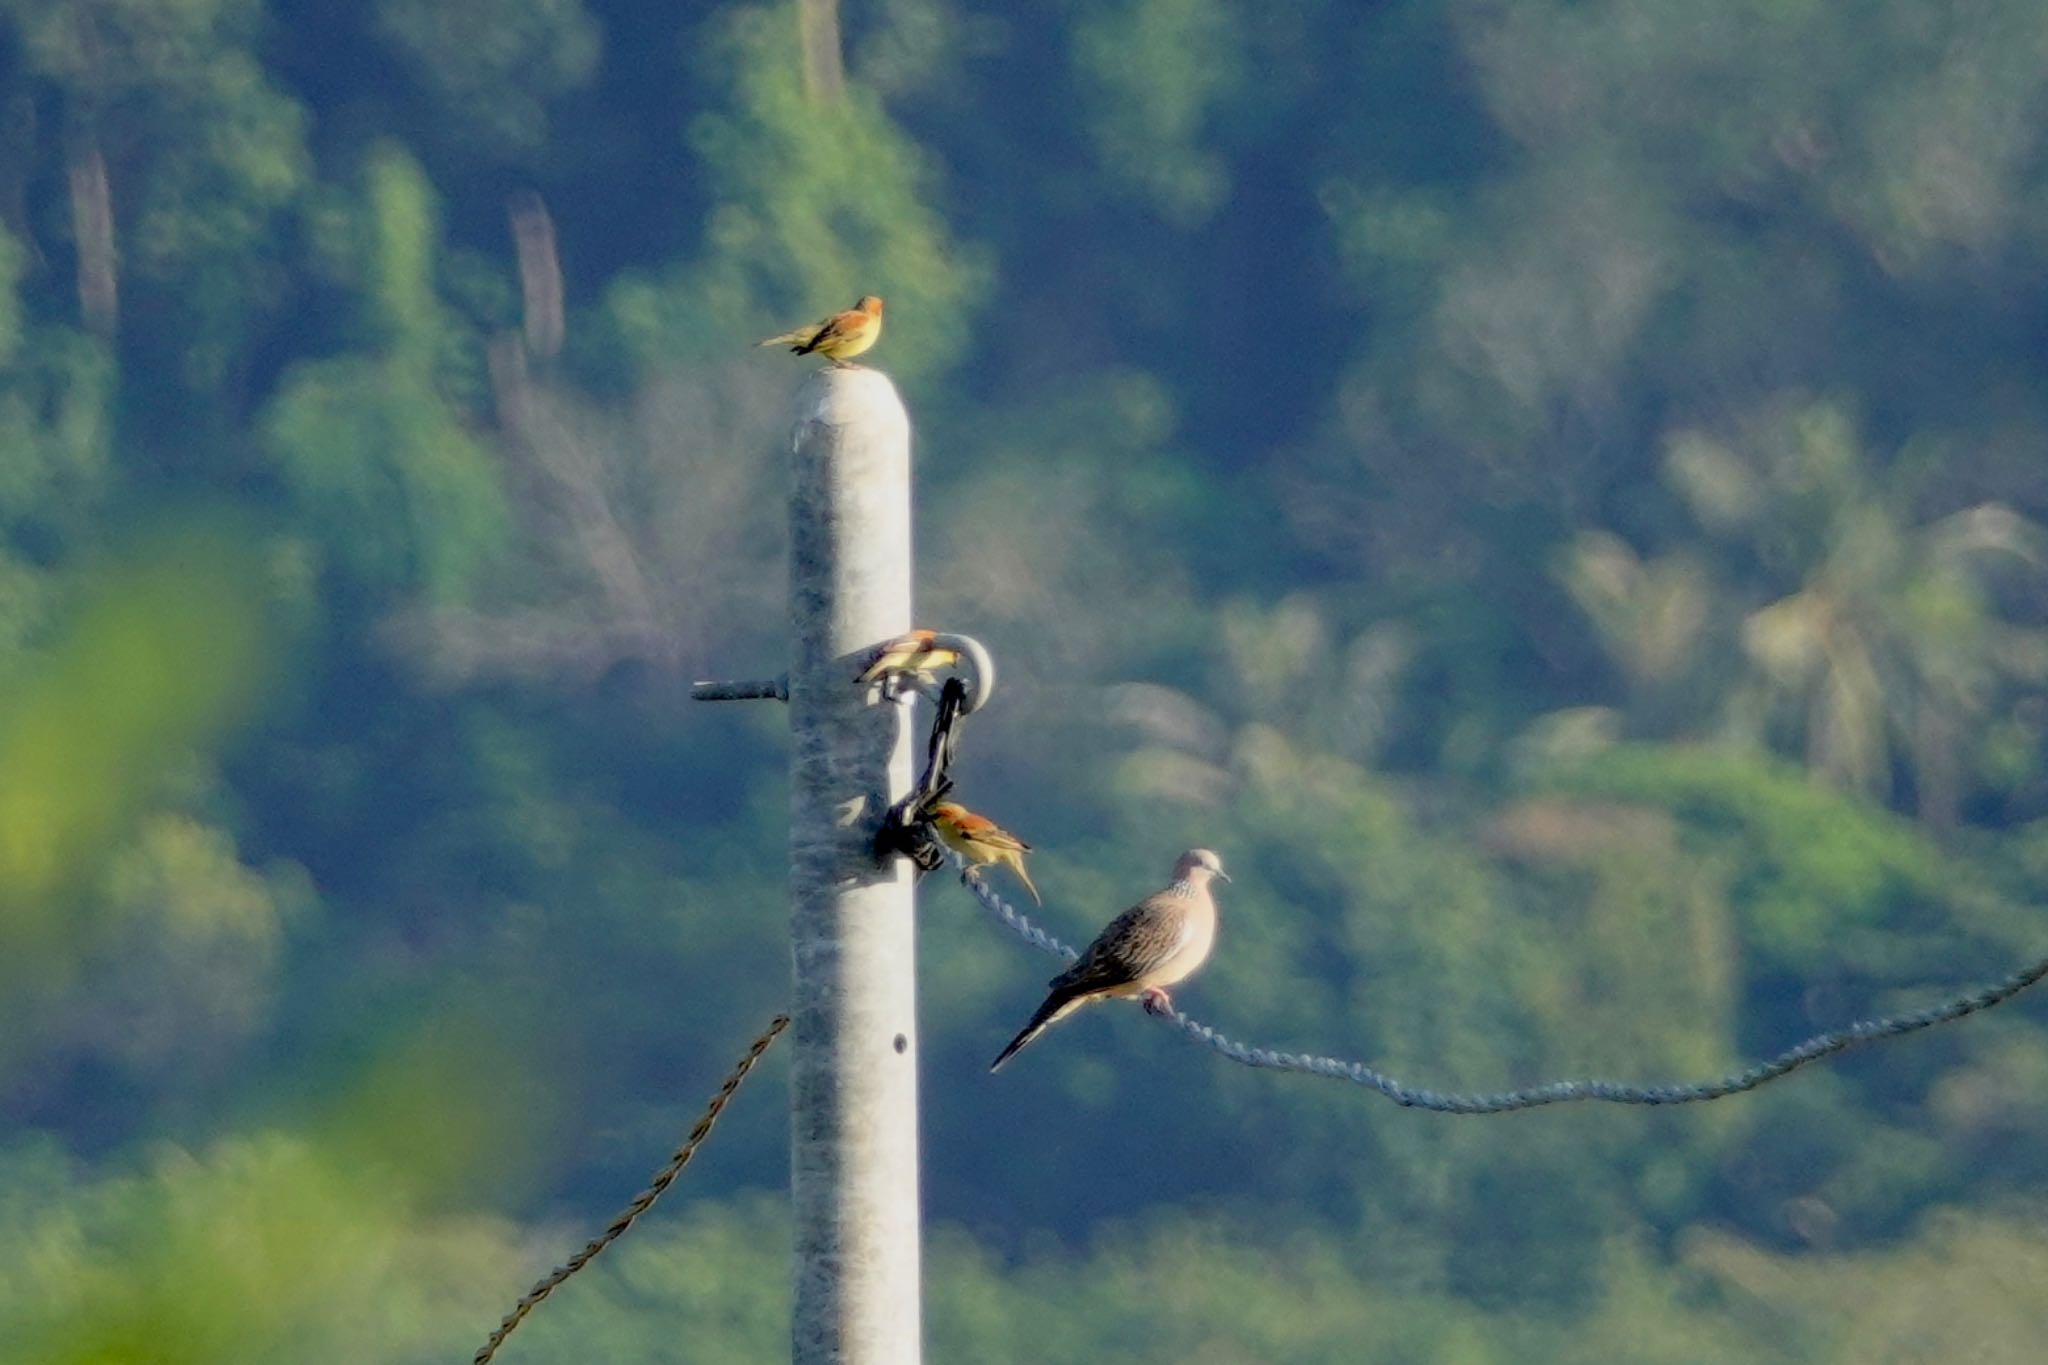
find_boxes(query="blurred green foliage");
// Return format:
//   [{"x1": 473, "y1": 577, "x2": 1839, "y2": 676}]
[{"x1": 4, "y1": 0, "x2": 2048, "y2": 1358}]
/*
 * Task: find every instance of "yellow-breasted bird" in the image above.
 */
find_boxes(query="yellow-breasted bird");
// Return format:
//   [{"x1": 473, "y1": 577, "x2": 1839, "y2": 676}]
[
  {"x1": 990, "y1": 848, "x2": 1228, "y2": 1072},
  {"x1": 855, "y1": 629, "x2": 959, "y2": 686},
  {"x1": 931, "y1": 801, "x2": 1040, "y2": 906},
  {"x1": 755, "y1": 294, "x2": 884, "y2": 365}
]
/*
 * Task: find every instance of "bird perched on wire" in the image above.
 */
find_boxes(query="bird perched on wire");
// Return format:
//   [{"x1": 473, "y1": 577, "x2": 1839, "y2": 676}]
[
  {"x1": 855, "y1": 629, "x2": 960, "y2": 687},
  {"x1": 990, "y1": 848, "x2": 1228, "y2": 1072},
  {"x1": 930, "y1": 800, "x2": 1040, "y2": 906},
  {"x1": 755, "y1": 294, "x2": 884, "y2": 366}
]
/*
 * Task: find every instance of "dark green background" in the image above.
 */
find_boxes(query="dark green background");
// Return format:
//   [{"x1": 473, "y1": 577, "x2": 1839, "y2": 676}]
[{"x1": 5, "y1": 1, "x2": 2048, "y2": 1359}]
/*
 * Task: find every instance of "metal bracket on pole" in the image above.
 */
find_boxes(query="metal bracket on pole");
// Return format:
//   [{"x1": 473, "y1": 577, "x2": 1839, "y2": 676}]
[
  {"x1": 690, "y1": 674, "x2": 789, "y2": 702},
  {"x1": 693, "y1": 632, "x2": 988, "y2": 713},
  {"x1": 902, "y1": 632, "x2": 994, "y2": 716}
]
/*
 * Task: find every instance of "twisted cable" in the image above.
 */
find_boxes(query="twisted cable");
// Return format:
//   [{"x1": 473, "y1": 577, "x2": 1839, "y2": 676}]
[
  {"x1": 952, "y1": 860, "x2": 2048, "y2": 1113},
  {"x1": 474, "y1": 1012, "x2": 789, "y2": 1363}
]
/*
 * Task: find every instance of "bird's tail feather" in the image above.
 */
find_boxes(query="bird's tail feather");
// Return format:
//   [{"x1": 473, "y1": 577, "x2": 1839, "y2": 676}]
[
  {"x1": 755, "y1": 329, "x2": 808, "y2": 349},
  {"x1": 1010, "y1": 857, "x2": 1042, "y2": 907},
  {"x1": 989, "y1": 993, "x2": 1084, "y2": 1072}
]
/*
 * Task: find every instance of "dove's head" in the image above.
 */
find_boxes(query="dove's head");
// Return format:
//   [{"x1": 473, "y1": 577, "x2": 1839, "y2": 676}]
[{"x1": 1173, "y1": 848, "x2": 1230, "y2": 886}]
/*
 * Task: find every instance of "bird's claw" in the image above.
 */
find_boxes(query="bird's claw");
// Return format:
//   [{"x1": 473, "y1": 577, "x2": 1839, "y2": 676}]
[{"x1": 1140, "y1": 989, "x2": 1172, "y2": 1017}]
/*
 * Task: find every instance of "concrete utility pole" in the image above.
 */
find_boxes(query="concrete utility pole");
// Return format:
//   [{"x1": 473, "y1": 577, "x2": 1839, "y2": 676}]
[{"x1": 784, "y1": 366, "x2": 923, "y2": 1364}]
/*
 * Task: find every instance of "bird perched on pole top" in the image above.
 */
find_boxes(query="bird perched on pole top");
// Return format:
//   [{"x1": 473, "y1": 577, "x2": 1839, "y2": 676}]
[
  {"x1": 930, "y1": 801, "x2": 1040, "y2": 905},
  {"x1": 856, "y1": 629, "x2": 960, "y2": 687},
  {"x1": 755, "y1": 294, "x2": 884, "y2": 366},
  {"x1": 990, "y1": 848, "x2": 1228, "y2": 1072}
]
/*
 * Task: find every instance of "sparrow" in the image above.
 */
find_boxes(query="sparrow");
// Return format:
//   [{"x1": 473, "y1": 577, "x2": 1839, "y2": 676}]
[
  {"x1": 931, "y1": 801, "x2": 1040, "y2": 905},
  {"x1": 755, "y1": 294, "x2": 884, "y2": 365},
  {"x1": 855, "y1": 629, "x2": 959, "y2": 686}
]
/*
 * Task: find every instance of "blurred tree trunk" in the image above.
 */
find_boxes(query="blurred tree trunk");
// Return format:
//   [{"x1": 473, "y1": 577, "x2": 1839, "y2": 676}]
[
  {"x1": 508, "y1": 190, "x2": 563, "y2": 359},
  {"x1": 68, "y1": 143, "x2": 115, "y2": 335},
  {"x1": 798, "y1": 0, "x2": 844, "y2": 104},
  {"x1": 56, "y1": 3, "x2": 117, "y2": 336}
]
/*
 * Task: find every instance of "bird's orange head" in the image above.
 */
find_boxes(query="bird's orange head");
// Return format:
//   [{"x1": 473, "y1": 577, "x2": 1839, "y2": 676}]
[
  {"x1": 855, "y1": 295, "x2": 884, "y2": 316},
  {"x1": 932, "y1": 802, "x2": 992, "y2": 834}
]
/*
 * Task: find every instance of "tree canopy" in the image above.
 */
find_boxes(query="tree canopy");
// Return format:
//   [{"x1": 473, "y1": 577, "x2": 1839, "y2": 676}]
[{"x1": 5, "y1": 1, "x2": 2048, "y2": 1359}]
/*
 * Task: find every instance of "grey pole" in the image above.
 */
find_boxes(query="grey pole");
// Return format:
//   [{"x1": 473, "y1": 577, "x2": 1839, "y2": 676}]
[{"x1": 785, "y1": 366, "x2": 923, "y2": 1365}]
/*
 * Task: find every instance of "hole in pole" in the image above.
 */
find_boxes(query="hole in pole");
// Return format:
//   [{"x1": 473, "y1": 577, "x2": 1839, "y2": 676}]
[{"x1": 893, "y1": 1034, "x2": 908, "y2": 1054}]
